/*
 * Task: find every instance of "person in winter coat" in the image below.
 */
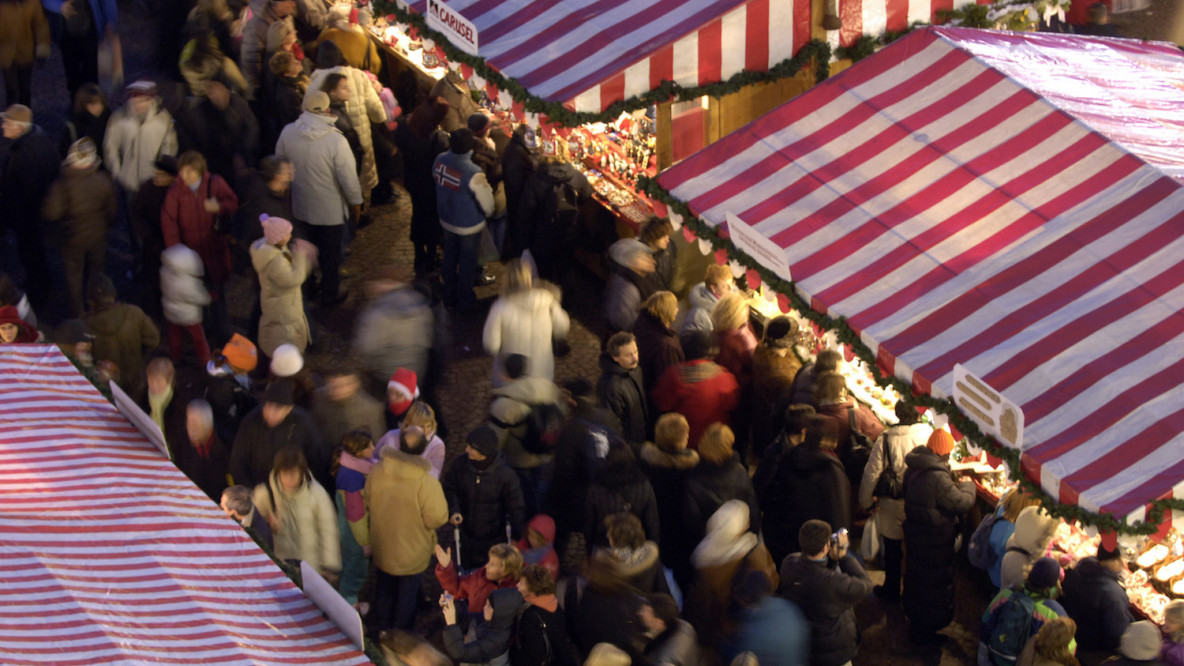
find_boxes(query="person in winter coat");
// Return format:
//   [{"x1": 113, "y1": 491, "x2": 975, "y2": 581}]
[
  {"x1": 434, "y1": 541, "x2": 521, "y2": 617},
  {"x1": 640, "y1": 593, "x2": 700, "y2": 666},
  {"x1": 176, "y1": 77, "x2": 258, "y2": 190},
  {"x1": 276, "y1": 90, "x2": 362, "y2": 306},
  {"x1": 334, "y1": 430, "x2": 373, "y2": 607},
  {"x1": 633, "y1": 291, "x2": 684, "y2": 399},
  {"x1": 307, "y1": 40, "x2": 386, "y2": 200},
  {"x1": 761, "y1": 415, "x2": 850, "y2": 566},
  {"x1": 548, "y1": 378, "x2": 622, "y2": 539},
  {"x1": 143, "y1": 357, "x2": 187, "y2": 451},
  {"x1": 236, "y1": 156, "x2": 295, "y2": 250},
  {"x1": 2, "y1": 104, "x2": 60, "y2": 314},
  {"x1": 605, "y1": 239, "x2": 657, "y2": 332},
  {"x1": 653, "y1": 330, "x2": 741, "y2": 452},
  {"x1": 500, "y1": 124, "x2": 537, "y2": 258},
  {"x1": 441, "y1": 587, "x2": 524, "y2": 665},
  {"x1": 221, "y1": 484, "x2": 274, "y2": 551},
  {"x1": 176, "y1": 398, "x2": 231, "y2": 502},
  {"x1": 1060, "y1": 542, "x2": 1133, "y2": 653},
  {"x1": 59, "y1": 84, "x2": 110, "y2": 159},
  {"x1": 1103, "y1": 620, "x2": 1162, "y2": 666},
  {"x1": 163, "y1": 150, "x2": 238, "y2": 338},
  {"x1": 0, "y1": 304, "x2": 38, "y2": 343},
  {"x1": 516, "y1": 514, "x2": 560, "y2": 581},
  {"x1": 779, "y1": 519, "x2": 871, "y2": 666},
  {"x1": 813, "y1": 370, "x2": 886, "y2": 476},
  {"x1": 902, "y1": 428, "x2": 976, "y2": 644},
  {"x1": 82, "y1": 276, "x2": 160, "y2": 399},
  {"x1": 686, "y1": 500, "x2": 779, "y2": 653},
  {"x1": 365, "y1": 431, "x2": 449, "y2": 632},
  {"x1": 681, "y1": 425, "x2": 760, "y2": 563},
  {"x1": 104, "y1": 81, "x2": 179, "y2": 199},
  {"x1": 442, "y1": 427, "x2": 527, "y2": 571},
  {"x1": 978, "y1": 558, "x2": 1074, "y2": 665},
  {"x1": 263, "y1": 50, "x2": 308, "y2": 151},
  {"x1": 130, "y1": 156, "x2": 177, "y2": 317},
  {"x1": 42, "y1": 138, "x2": 118, "y2": 318},
  {"x1": 787, "y1": 348, "x2": 842, "y2": 408},
  {"x1": 517, "y1": 140, "x2": 593, "y2": 288},
  {"x1": 180, "y1": 31, "x2": 248, "y2": 98},
  {"x1": 353, "y1": 264, "x2": 434, "y2": 390},
  {"x1": 637, "y1": 217, "x2": 677, "y2": 295},
  {"x1": 679, "y1": 264, "x2": 733, "y2": 337},
  {"x1": 42, "y1": 0, "x2": 117, "y2": 101},
  {"x1": 591, "y1": 512, "x2": 669, "y2": 595},
  {"x1": 483, "y1": 258, "x2": 570, "y2": 387},
  {"x1": 430, "y1": 70, "x2": 480, "y2": 133},
  {"x1": 640, "y1": 413, "x2": 698, "y2": 572},
  {"x1": 160, "y1": 244, "x2": 211, "y2": 365},
  {"x1": 253, "y1": 448, "x2": 341, "y2": 577},
  {"x1": 241, "y1": 0, "x2": 296, "y2": 99},
  {"x1": 374, "y1": 408, "x2": 446, "y2": 479},
  {"x1": 250, "y1": 215, "x2": 315, "y2": 356},
  {"x1": 394, "y1": 95, "x2": 450, "y2": 275},
  {"x1": 1024, "y1": 617, "x2": 1081, "y2": 666},
  {"x1": 230, "y1": 379, "x2": 330, "y2": 490},
  {"x1": 204, "y1": 333, "x2": 258, "y2": 444},
  {"x1": 434, "y1": 127, "x2": 493, "y2": 310},
  {"x1": 751, "y1": 316, "x2": 803, "y2": 451},
  {"x1": 857, "y1": 402, "x2": 932, "y2": 603},
  {"x1": 986, "y1": 488, "x2": 1045, "y2": 588},
  {"x1": 318, "y1": 72, "x2": 364, "y2": 176},
  {"x1": 513, "y1": 565, "x2": 579, "y2": 666},
  {"x1": 1162, "y1": 602, "x2": 1184, "y2": 666},
  {"x1": 312, "y1": 366, "x2": 385, "y2": 454},
  {"x1": 999, "y1": 506, "x2": 1059, "y2": 592},
  {"x1": 570, "y1": 554, "x2": 651, "y2": 661},
  {"x1": 0, "y1": 0, "x2": 50, "y2": 106},
  {"x1": 488, "y1": 354, "x2": 563, "y2": 517},
  {"x1": 584, "y1": 442, "x2": 660, "y2": 552},
  {"x1": 312, "y1": 4, "x2": 379, "y2": 73},
  {"x1": 728, "y1": 570, "x2": 808, "y2": 666},
  {"x1": 597, "y1": 331, "x2": 649, "y2": 450}
]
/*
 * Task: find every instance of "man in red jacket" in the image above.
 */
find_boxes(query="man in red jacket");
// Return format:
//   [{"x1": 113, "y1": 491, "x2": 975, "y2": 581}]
[
  {"x1": 653, "y1": 330, "x2": 741, "y2": 450},
  {"x1": 162, "y1": 150, "x2": 239, "y2": 341}
]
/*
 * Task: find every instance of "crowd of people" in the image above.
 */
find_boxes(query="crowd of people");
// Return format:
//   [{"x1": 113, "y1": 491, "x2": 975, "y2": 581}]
[{"x1": 1, "y1": 1, "x2": 1182, "y2": 665}]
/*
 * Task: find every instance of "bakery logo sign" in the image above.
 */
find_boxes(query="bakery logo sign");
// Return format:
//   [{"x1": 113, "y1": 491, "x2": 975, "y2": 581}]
[
  {"x1": 426, "y1": 0, "x2": 478, "y2": 56},
  {"x1": 953, "y1": 364, "x2": 1025, "y2": 450}
]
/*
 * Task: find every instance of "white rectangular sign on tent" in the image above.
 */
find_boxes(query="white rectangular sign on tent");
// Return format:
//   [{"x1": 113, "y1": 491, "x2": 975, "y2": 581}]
[{"x1": 726, "y1": 211, "x2": 792, "y2": 283}]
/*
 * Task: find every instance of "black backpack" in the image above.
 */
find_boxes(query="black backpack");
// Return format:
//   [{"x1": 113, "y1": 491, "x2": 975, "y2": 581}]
[
  {"x1": 872, "y1": 436, "x2": 905, "y2": 500},
  {"x1": 520, "y1": 402, "x2": 565, "y2": 455},
  {"x1": 544, "y1": 178, "x2": 580, "y2": 238},
  {"x1": 985, "y1": 589, "x2": 1036, "y2": 665}
]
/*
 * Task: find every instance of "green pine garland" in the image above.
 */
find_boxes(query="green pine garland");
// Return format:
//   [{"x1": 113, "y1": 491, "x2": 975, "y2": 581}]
[
  {"x1": 370, "y1": 0, "x2": 832, "y2": 126},
  {"x1": 636, "y1": 174, "x2": 1184, "y2": 536}
]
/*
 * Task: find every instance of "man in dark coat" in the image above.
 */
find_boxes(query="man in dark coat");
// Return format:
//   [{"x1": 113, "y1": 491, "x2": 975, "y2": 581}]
[
  {"x1": 1060, "y1": 543, "x2": 1133, "y2": 652},
  {"x1": 901, "y1": 429, "x2": 975, "y2": 644},
  {"x1": 761, "y1": 415, "x2": 851, "y2": 566},
  {"x1": 221, "y1": 484, "x2": 274, "y2": 550},
  {"x1": 779, "y1": 519, "x2": 872, "y2": 666},
  {"x1": 176, "y1": 77, "x2": 260, "y2": 192},
  {"x1": 517, "y1": 146, "x2": 592, "y2": 286},
  {"x1": 229, "y1": 379, "x2": 330, "y2": 491},
  {"x1": 442, "y1": 426, "x2": 526, "y2": 571},
  {"x1": 204, "y1": 333, "x2": 259, "y2": 445},
  {"x1": 597, "y1": 331, "x2": 649, "y2": 451},
  {"x1": 177, "y1": 398, "x2": 231, "y2": 502},
  {"x1": 1, "y1": 104, "x2": 60, "y2": 314},
  {"x1": 548, "y1": 378, "x2": 621, "y2": 540},
  {"x1": 129, "y1": 156, "x2": 178, "y2": 317},
  {"x1": 499, "y1": 124, "x2": 536, "y2": 257}
]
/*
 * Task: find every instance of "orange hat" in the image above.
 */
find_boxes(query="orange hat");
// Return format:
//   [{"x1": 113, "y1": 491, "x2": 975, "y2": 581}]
[
  {"x1": 220, "y1": 333, "x2": 258, "y2": 373},
  {"x1": 927, "y1": 429, "x2": 956, "y2": 456}
]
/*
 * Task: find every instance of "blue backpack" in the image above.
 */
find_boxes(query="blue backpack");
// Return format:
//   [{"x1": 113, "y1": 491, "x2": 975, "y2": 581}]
[
  {"x1": 968, "y1": 509, "x2": 1004, "y2": 570},
  {"x1": 986, "y1": 590, "x2": 1036, "y2": 665}
]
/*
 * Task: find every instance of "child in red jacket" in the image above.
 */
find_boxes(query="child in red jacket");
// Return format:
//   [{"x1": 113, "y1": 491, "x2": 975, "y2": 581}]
[{"x1": 434, "y1": 542, "x2": 521, "y2": 616}]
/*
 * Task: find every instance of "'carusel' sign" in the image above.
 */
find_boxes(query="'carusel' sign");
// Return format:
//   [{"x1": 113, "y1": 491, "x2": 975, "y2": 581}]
[{"x1": 427, "y1": 0, "x2": 478, "y2": 56}]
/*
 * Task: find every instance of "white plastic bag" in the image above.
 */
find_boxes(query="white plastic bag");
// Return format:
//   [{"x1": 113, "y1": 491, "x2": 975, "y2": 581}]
[{"x1": 860, "y1": 516, "x2": 881, "y2": 562}]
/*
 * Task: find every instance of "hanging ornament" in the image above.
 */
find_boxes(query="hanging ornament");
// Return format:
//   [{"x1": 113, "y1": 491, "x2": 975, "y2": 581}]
[
  {"x1": 746, "y1": 269, "x2": 761, "y2": 290},
  {"x1": 727, "y1": 260, "x2": 744, "y2": 279},
  {"x1": 469, "y1": 72, "x2": 486, "y2": 91},
  {"x1": 497, "y1": 88, "x2": 513, "y2": 110},
  {"x1": 682, "y1": 226, "x2": 696, "y2": 244},
  {"x1": 776, "y1": 293, "x2": 791, "y2": 314},
  {"x1": 697, "y1": 238, "x2": 712, "y2": 255},
  {"x1": 524, "y1": 111, "x2": 540, "y2": 130},
  {"x1": 668, "y1": 210, "x2": 683, "y2": 231},
  {"x1": 714, "y1": 249, "x2": 729, "y2": 266},
  {"x1": 822, "y1": 0, "x2": 842, "y2": 30}
]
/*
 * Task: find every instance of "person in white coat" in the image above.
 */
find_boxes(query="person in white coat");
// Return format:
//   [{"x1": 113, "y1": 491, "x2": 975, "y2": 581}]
[
  {"x1": 483, "y1": 258, "x2": 569, "y2": 388},
  {"x1": 249, "y1": 215, "x2": 316, "y2": 356},
  {"x1": 104, "y1": 80, "x2": 178, "y2": 197},
  {"x1": 253, "y1": 447, "x2": 341, "y2": 579},
  {"x1": 160, "y1": 244, "x2": 211, "y2": 365},
  {"x1": 275, "y1": 90, "x2": 361, "y2": 306},
  {"x1": 858, "y1": 402, "x2": 932, "y2": 603}
]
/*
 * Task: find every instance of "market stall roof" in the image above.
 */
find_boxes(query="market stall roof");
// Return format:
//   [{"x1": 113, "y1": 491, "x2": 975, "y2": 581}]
[
  {"x1": 403, "y1": 0, "x2": 812, "y2": 112},
  {"x1": 0, "y1": 346, "x2": 369, "y2": 665},
  {"x1": 657, "y1": 27, "x2": 1184, "y2": 525}
]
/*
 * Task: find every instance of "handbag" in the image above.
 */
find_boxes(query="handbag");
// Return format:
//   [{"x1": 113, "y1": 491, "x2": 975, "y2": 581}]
[{"x1": 873, "y1": 434, "x2": 905, "y2": 500}]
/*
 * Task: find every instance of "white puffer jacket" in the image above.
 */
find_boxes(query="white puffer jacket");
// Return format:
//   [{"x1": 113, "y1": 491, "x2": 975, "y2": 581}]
[
  {"x1": 253, "y1": 471, "x2": 341, "y2": 573},
  {"x1": 160, "y1": 245, "x2": 210, "y2": 326},
  {"x1": 858, "y1": 421, "x2": 932, "y2": 540},
  {"x1": 104, "y1": 99, "x2": 178, "y2": 192},
  {"x1": 482, "y1": 286, "x2": 569, "y2": 386}
]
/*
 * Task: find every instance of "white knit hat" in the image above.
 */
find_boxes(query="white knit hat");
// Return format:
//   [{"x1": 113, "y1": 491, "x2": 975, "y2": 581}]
[
  {"x1": 1121, "y1": 621, "x2": 1162, "y2": 661},
  {"x1": 269, "y1": 344, "x2": 304, "y2": 377}
]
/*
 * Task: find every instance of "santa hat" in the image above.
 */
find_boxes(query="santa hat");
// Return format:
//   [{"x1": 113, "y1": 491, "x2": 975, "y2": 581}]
[{"x1": 387, "y1": 368, "x2": 419, "y2": 415}]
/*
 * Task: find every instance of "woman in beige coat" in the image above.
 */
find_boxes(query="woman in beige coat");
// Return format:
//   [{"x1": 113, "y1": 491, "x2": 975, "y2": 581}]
[
  {"x1": 250, "y1": 215, "x2": 315, "y2": 356},
  {"x1": 305, "y1": 40, "x2": 385, "y2": 199}
]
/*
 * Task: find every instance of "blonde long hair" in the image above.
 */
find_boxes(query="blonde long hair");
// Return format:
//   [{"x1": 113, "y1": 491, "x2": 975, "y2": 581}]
[{"x1": 711, "y1": 292, "x2": 748, "y2": 333}]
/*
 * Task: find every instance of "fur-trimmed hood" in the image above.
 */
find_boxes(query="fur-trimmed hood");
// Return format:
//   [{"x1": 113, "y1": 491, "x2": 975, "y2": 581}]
[
  {"x1": 640, "y1": 442, "x2": 699, "y2": 470},
  {"x1": 592, "y1": 542, "x2": 660, "y2": 579}
]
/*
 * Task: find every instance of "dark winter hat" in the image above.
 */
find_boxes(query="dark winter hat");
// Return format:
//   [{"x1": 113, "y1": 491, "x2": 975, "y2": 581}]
[
  {"x1": 466, "y1": 425, "x2": 499, "y2": 459},
  {"x1": 1097, "y1": 542, "x2": 1121, "y2": 562},
  {"x1": 1026, "y1": 556, "x2": 1061, "y2": 591},
  {"x1": 681, "y1": 329, "x2": 717, "y2": 362},
  {"x1": 449, "y1": 128, "x2": 475, "y2": 155},
  {"x1": 87, "y1": 274, "x2": 117, "y2": 305},
  {"x1": 263, "y1": 379, "x2": 296, "y2": 406},
  {"x1": 154, "y1": 154, "x2": 179, "y2": 176},
  {"x1": 763, "y1": 316, "x2": 797, "y2": 349},
  {"x1": 467, "y1": 112, "x2": 491, "y2": 134},
  {"x1": 315, "y1": 40, "x2": 346, "y2": 69}
]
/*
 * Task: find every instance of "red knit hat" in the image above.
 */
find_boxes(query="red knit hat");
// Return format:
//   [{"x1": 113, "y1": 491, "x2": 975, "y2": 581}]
[{"x1": 0, "y1": 305, "x2": 38, "y2": 343}]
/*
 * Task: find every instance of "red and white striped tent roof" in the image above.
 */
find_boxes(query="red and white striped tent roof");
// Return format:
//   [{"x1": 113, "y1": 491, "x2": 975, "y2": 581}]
[
  {"x1": 657, "y1": 27, "x2": 1184, "y2": 526},
  {"x1": 0, "y1": 346, "x2": 368, "y2": 665},
  {"x1": 404, "y1": 0, "x2": 814, "y2": 112}
]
